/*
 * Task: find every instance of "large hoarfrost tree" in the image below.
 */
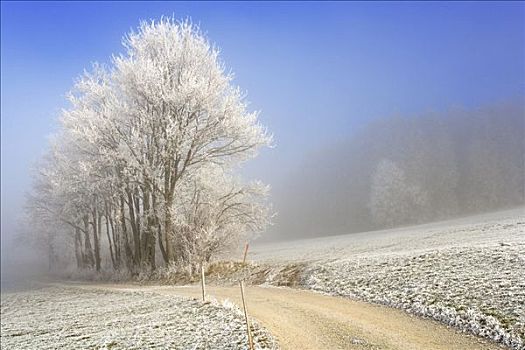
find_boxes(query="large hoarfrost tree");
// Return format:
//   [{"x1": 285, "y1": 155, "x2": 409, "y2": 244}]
[
  {"x1": 113, "y1": 20, "x2": 271, "y2": 264},
  {"x1": 26, "y1": 18, "x2": 272, "y2": 274}
]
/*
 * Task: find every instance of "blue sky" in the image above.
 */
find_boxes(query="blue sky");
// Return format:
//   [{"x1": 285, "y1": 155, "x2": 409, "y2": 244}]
[{"x1": 1, "y1": 1, "x2": 524, "y2": 243}]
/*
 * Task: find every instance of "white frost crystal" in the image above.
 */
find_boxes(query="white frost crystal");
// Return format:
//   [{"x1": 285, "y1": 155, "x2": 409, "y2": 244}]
[
  {"x1": 305, "y1": 241, "x2": 524, "y2": 349},
  {"x1": 1, "y1": 286, "x2": 278, "y2": 350}
]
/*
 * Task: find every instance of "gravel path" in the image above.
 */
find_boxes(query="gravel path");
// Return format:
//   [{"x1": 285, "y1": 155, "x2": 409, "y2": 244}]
[
  {"x1": 2, "y1": 209, "x2": 522, "y2": 349},
  {"x1": 251, "y1": 208, "x2": 525, "y2": 349},
  {"x1": 86, "y1": 283, "x2": 505, "y2": 350},
  {"x1": 305, "y1": 244, "x2": 524, "y2": 349}
]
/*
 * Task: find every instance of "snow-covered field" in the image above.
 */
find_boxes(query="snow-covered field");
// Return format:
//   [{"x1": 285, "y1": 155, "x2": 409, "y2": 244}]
[
  {"x1": 0, "y1": 285, "x2": 277, "y2": 350},
  {"x1": 1, "y1": 209, "x2": 522, "y2": 349},
  {"x1": 253, "y1": 208, "x2": 525, "y2": 349}
]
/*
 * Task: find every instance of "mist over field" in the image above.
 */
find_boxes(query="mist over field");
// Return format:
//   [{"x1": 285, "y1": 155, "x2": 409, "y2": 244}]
[
  {"x1": 270, "y1": 101, "x2": 525, "y2": 240},
  {"x1": 4, "y1": 101, "x2": 523, "y2": 277},
  {"x1": 1, "y1": 3, "x2": 524, "y2": 349},
  {"x1": 5, "y1": 101, "x2": 523, "y2": 275}
]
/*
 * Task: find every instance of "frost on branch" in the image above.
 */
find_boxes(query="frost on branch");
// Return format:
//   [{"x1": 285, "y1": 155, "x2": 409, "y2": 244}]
[{"x1": 25, "y1": 18, "x2": 272, "y2": 276}]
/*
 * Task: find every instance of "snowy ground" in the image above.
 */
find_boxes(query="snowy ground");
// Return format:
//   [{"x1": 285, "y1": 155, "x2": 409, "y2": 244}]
[
  {"x1": 2, "y1": 209, "x2": 522, "y2": 349},
  {"x1": 252, "y1": 207, "x2": 525, "y2": 349},
  {"x1": 0, "y1": 285, "x2": 277, "y2": 350}
]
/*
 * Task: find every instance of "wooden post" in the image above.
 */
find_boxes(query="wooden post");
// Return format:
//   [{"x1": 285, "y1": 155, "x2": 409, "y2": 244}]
[
  {"x1": 240, "y1": 242, "x2": 253, "y2": 349},
  {"x1": 239, "y1": 280, "x2": 254, "y2": 350},
  {"x1": 242, "y1": 242, "x2": 249, "y2": 264},
  {"x1": 200, "y1": 263, "x2": 206, "y2": 302}
]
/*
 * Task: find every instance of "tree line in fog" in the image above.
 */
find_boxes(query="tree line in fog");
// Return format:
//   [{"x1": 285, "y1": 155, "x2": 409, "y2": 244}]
[{"x1": 278, "y1": 102, "x2": 524, "y2": 238}]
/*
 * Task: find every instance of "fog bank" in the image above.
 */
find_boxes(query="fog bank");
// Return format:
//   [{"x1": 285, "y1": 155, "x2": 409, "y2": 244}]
[{"x1": 268, "y1": 101, "x2": 525, "y2": 240}]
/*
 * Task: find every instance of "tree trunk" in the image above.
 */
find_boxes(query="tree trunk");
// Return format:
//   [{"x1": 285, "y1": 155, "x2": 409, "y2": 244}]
[
  {"x1": 104, "y1": 202, "x2": 116, "y2": 269},
  {"x1": 74, "y1": 228, "x2": 83, "y2": 269},
  {"x1": 47, "y1": 239, "x2": 55, "y2": 271},
  {"x1": 142, "y1": 186, "x2": 156, "y2": 271},
  {"x1": 152, "y1": 190, "x2": 167, "y2": 264},
  {"x1": 108, "y1": 213, "x2": 120, "y2": 270},
  {"x1": 164, "y1": 162, "x2": 173, "y2": 264},
  {"x1": 126, "y1": 188, "x2": 141, "y2": 266},
  {"x1": 120, "y1": 195, "x2": 134, "y2": 271},
  {"x1": 92, "y1": 208, "x2": 101, "y2": 272},
  {"x1": 83, "y1": 216, "x2": 95, "y2": 268},
  {"x1": 158, "y1": 223, "x2": 168, "y2": 264},
  {"x1": 164, "y1": 196, "x2": 172, "y2": 264}
]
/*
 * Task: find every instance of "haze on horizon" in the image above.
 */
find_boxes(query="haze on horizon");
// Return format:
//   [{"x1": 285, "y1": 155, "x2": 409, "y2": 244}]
[{"x1": 1, "y1": 1, "x2": 524, "y2": 272}]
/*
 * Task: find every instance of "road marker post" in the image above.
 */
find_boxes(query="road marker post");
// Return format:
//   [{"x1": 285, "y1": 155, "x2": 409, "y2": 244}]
[
  {"x1": 242, "y1": 242, "x2": 249, "y2": 264},
  {"x1": 239, "y1": 280, "x2": 254, "y2": 350},
  {"x1": 200, "y1": 263, "x2": 207, "y2": 303}
]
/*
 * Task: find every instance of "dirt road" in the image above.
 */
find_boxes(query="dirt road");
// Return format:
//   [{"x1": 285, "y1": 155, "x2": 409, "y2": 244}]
[{"x1": 84, "y1": 283, "x2": 503, "y2": 350}]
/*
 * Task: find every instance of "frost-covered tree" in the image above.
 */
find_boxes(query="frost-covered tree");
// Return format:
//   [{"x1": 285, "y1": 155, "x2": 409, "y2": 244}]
[
  {"x1": 278, "y1": 102, "x2": 523, "y2": 238},
  {"x1": 368, "y1": 159, "x2": 429, "y2": 227},
  {"x1": 172, "y1": 165, "x2": 270, "y2": 272},
  {"x1": 112, "y1": 19, "x2": 271, "y2": 265},
  {"x1": 26, "y1": 18, "x2": 272, "y2": 275}
]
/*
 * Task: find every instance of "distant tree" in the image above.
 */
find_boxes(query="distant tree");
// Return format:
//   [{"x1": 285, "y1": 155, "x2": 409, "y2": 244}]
[
  {"x1": 368, "y1": 159, "x2": 429, "y2": 227},
  {"x1": 277, "y1": 102, "x2": 523, "y2": 237}
]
